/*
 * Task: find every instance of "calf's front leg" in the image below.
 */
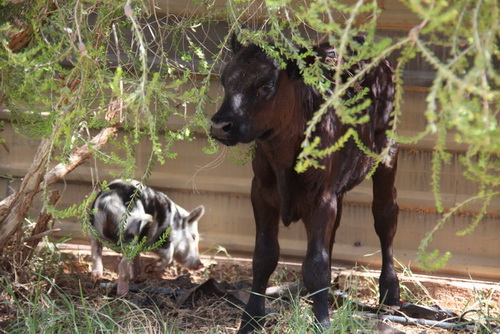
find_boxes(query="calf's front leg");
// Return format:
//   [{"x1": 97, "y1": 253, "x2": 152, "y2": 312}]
[{"x1": 239, "y1": 181, "x2": 280, "y2": 334}]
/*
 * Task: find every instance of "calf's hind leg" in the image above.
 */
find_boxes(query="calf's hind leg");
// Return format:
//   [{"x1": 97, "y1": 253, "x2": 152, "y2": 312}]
[
  {"x1": 302, "y1": 198, "x2": 339, "y2": 330},
  {"x1": 372, "y1": 159, "x2": 400, "y2": 306}
]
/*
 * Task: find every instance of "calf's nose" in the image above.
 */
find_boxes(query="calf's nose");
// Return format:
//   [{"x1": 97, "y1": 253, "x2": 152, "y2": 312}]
[{"x1": 210, "y1": 120, "x2": 233, "y2": 139}]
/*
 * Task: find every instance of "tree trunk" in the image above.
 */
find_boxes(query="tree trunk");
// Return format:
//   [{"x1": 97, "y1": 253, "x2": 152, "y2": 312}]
[
  {"x1": 20, "y1": 189, "x2": 61, "y2": 262},
  {"x1": 0, "y1": 136, "x2": 54, "y2": 249},
  {"x1": 0, "y1": 100, "x2": 122, "y2": 250}
]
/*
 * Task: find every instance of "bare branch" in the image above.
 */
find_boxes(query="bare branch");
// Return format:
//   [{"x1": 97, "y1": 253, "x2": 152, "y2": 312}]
[
  {"x1": 0, "y1": 135, "x2": 55, "y2": 248},
  {"x1": 20, "y1": 189, "x2": 61, "y2": 262},
  {"x1": 0, "y1": 101, "x2": 123, "y2": 241}
]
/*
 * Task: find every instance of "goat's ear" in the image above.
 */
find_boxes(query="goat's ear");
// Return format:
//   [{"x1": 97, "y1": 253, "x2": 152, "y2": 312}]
[
  {"x1": 186, "y1": 205, "x2": 205, "y2": 224},
  {"x1": 230, "y1": 32, "x2": 243, "y2": 54}
]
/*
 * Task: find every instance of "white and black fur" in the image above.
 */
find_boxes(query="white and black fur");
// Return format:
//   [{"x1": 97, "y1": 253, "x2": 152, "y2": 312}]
[{"x1": 89, "y1": 179, "x2": 205, "y2": 295}]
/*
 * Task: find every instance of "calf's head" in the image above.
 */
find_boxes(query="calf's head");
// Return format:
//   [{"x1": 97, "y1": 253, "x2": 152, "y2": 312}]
[{"x1": 210, "y1": 35, "x2": 284, "y2": 146}]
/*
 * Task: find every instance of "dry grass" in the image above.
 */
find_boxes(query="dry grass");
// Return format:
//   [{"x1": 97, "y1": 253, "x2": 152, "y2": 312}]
[{"x1": 1, "y1": 245, "x2": 499, "y2": 333}]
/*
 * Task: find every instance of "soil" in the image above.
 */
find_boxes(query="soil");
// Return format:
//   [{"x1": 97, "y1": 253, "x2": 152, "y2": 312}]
[{"x1": 1, "y1": 245, "x2": 499, "y2": 333}]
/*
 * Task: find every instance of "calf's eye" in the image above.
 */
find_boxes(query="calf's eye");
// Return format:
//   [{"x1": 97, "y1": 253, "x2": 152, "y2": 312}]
[
  {"x1": 261, "y1": 83, "x2": 273, "y2": 92},
  {"x1": 255, "y1": 83, "x2": 274, "y2": 97}
]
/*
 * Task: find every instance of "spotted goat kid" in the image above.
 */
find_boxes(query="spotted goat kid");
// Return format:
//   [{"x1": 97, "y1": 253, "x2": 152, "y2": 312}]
[{"x1": 89, "y1": 179, "x2": 205, "y2": 295}]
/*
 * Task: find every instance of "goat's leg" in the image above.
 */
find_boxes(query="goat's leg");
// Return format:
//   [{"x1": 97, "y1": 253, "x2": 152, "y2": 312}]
[
  {"x1": 130, "y1": 255, "x2": 141, "y2": 281},
  {"x1": 117, "y1": 256, "x2": 131, "y2": 296},
  {"x1": 90, "y1": 236, "x2": 103, "y2": 281}
]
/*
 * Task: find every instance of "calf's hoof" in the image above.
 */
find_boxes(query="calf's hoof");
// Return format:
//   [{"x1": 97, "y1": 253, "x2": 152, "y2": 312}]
[
  {"x1": 238, "y1": 324, "x2": 259, "y2": 334},
  {"x1": 238, "y1": 316, "x2": 265, "y2": 334},
  {"x1": 379, "y1": 288, "x2": 401, "y2": 307}
]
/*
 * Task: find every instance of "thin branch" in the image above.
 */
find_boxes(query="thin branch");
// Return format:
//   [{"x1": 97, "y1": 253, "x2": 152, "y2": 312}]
[
  {"x1": 23, "y1": 228, "x2": 61, "y2": 243},
  {"x1": 0, "y1": 100, "x2": 123, "y2": 219},
  {"x1": 0, "y1": 130, "x2": 58, "y2": 248}
]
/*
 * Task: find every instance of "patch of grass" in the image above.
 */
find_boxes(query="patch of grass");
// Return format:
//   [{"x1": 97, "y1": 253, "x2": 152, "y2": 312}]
[
  {"x1": 459, "y1": 284, "x2": 500, "y2": 333},
  {"x1": 0, "y1": 271, "x2": 175, "y2": 333},
  {"x1": 1, "y1": 245, "x2": 499, "y2": 333},
  {"x1": 239, "y1": 282, "x2": 379, "y2": 333},
  {"x1": 396, "y1": 260, "x2": 436, "y2": 306}
]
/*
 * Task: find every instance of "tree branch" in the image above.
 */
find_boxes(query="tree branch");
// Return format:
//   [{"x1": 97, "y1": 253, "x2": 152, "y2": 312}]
[
  {"x1": 0, "y1": 134, "x2": 56, "y2": 248},
  {"x1": 20, "y1": 189, "x2": 61, "y2": 262},
  {"x1": 0, "y1": 100, "x2": 123, "y2": 246}
]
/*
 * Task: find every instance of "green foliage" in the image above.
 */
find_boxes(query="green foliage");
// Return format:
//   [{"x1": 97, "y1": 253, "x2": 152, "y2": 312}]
[
  {"x1": 396, "y1": 0, "x2": 499, "y2": 270},
  {"x1": 1, "y1": 0, "x2": 218, "y2": 171},
  {"x1": 1, "y1": 0, "x2": 498, "y2": 272},
  {"x1": 0, "y1": 1, "x2": 222, "y2": 247},
  {"x1": 229, "y1": 0, "x2": 499, "y2": 271},
  {"x1": 53, "y1": 191, "x2": 97, "y2": 231},
  {"x1": 227, "y1": 143, "x2": 255, "y2": 166}
]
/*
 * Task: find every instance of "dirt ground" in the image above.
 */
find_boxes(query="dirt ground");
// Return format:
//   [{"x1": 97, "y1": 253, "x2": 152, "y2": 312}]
[{"x1": 2, "y1": 244, "x2": 500, "y2": 333}]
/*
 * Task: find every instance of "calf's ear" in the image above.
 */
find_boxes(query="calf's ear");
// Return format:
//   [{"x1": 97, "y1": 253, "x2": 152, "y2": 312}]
[
  {"x1": 230, "y1": 33, "x2": 243, "y2": 54},
  {"x1": 286, "y1": 47, "x2": 320, "y2": 80},
  {"x1": 186, "y1": 205, "x2": 205, "y2": 224}
]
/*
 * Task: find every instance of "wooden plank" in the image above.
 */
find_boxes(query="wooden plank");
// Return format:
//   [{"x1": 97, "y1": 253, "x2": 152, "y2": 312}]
[
  {"x1": 0, "y1": 7, "x2": 496, "y2": 278},
  {"x1": 0, "y1": 119, "x2": 496, "y2": 210},
  {"x1": 2, "y1": 117, "x2": 499, "y2": 280},
  {"x1": 150, "y1": 0, "x2": 422, "y2": 31},
  {"x1": 11, "y1": 181, "x2": 496, "y2": 280}
]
